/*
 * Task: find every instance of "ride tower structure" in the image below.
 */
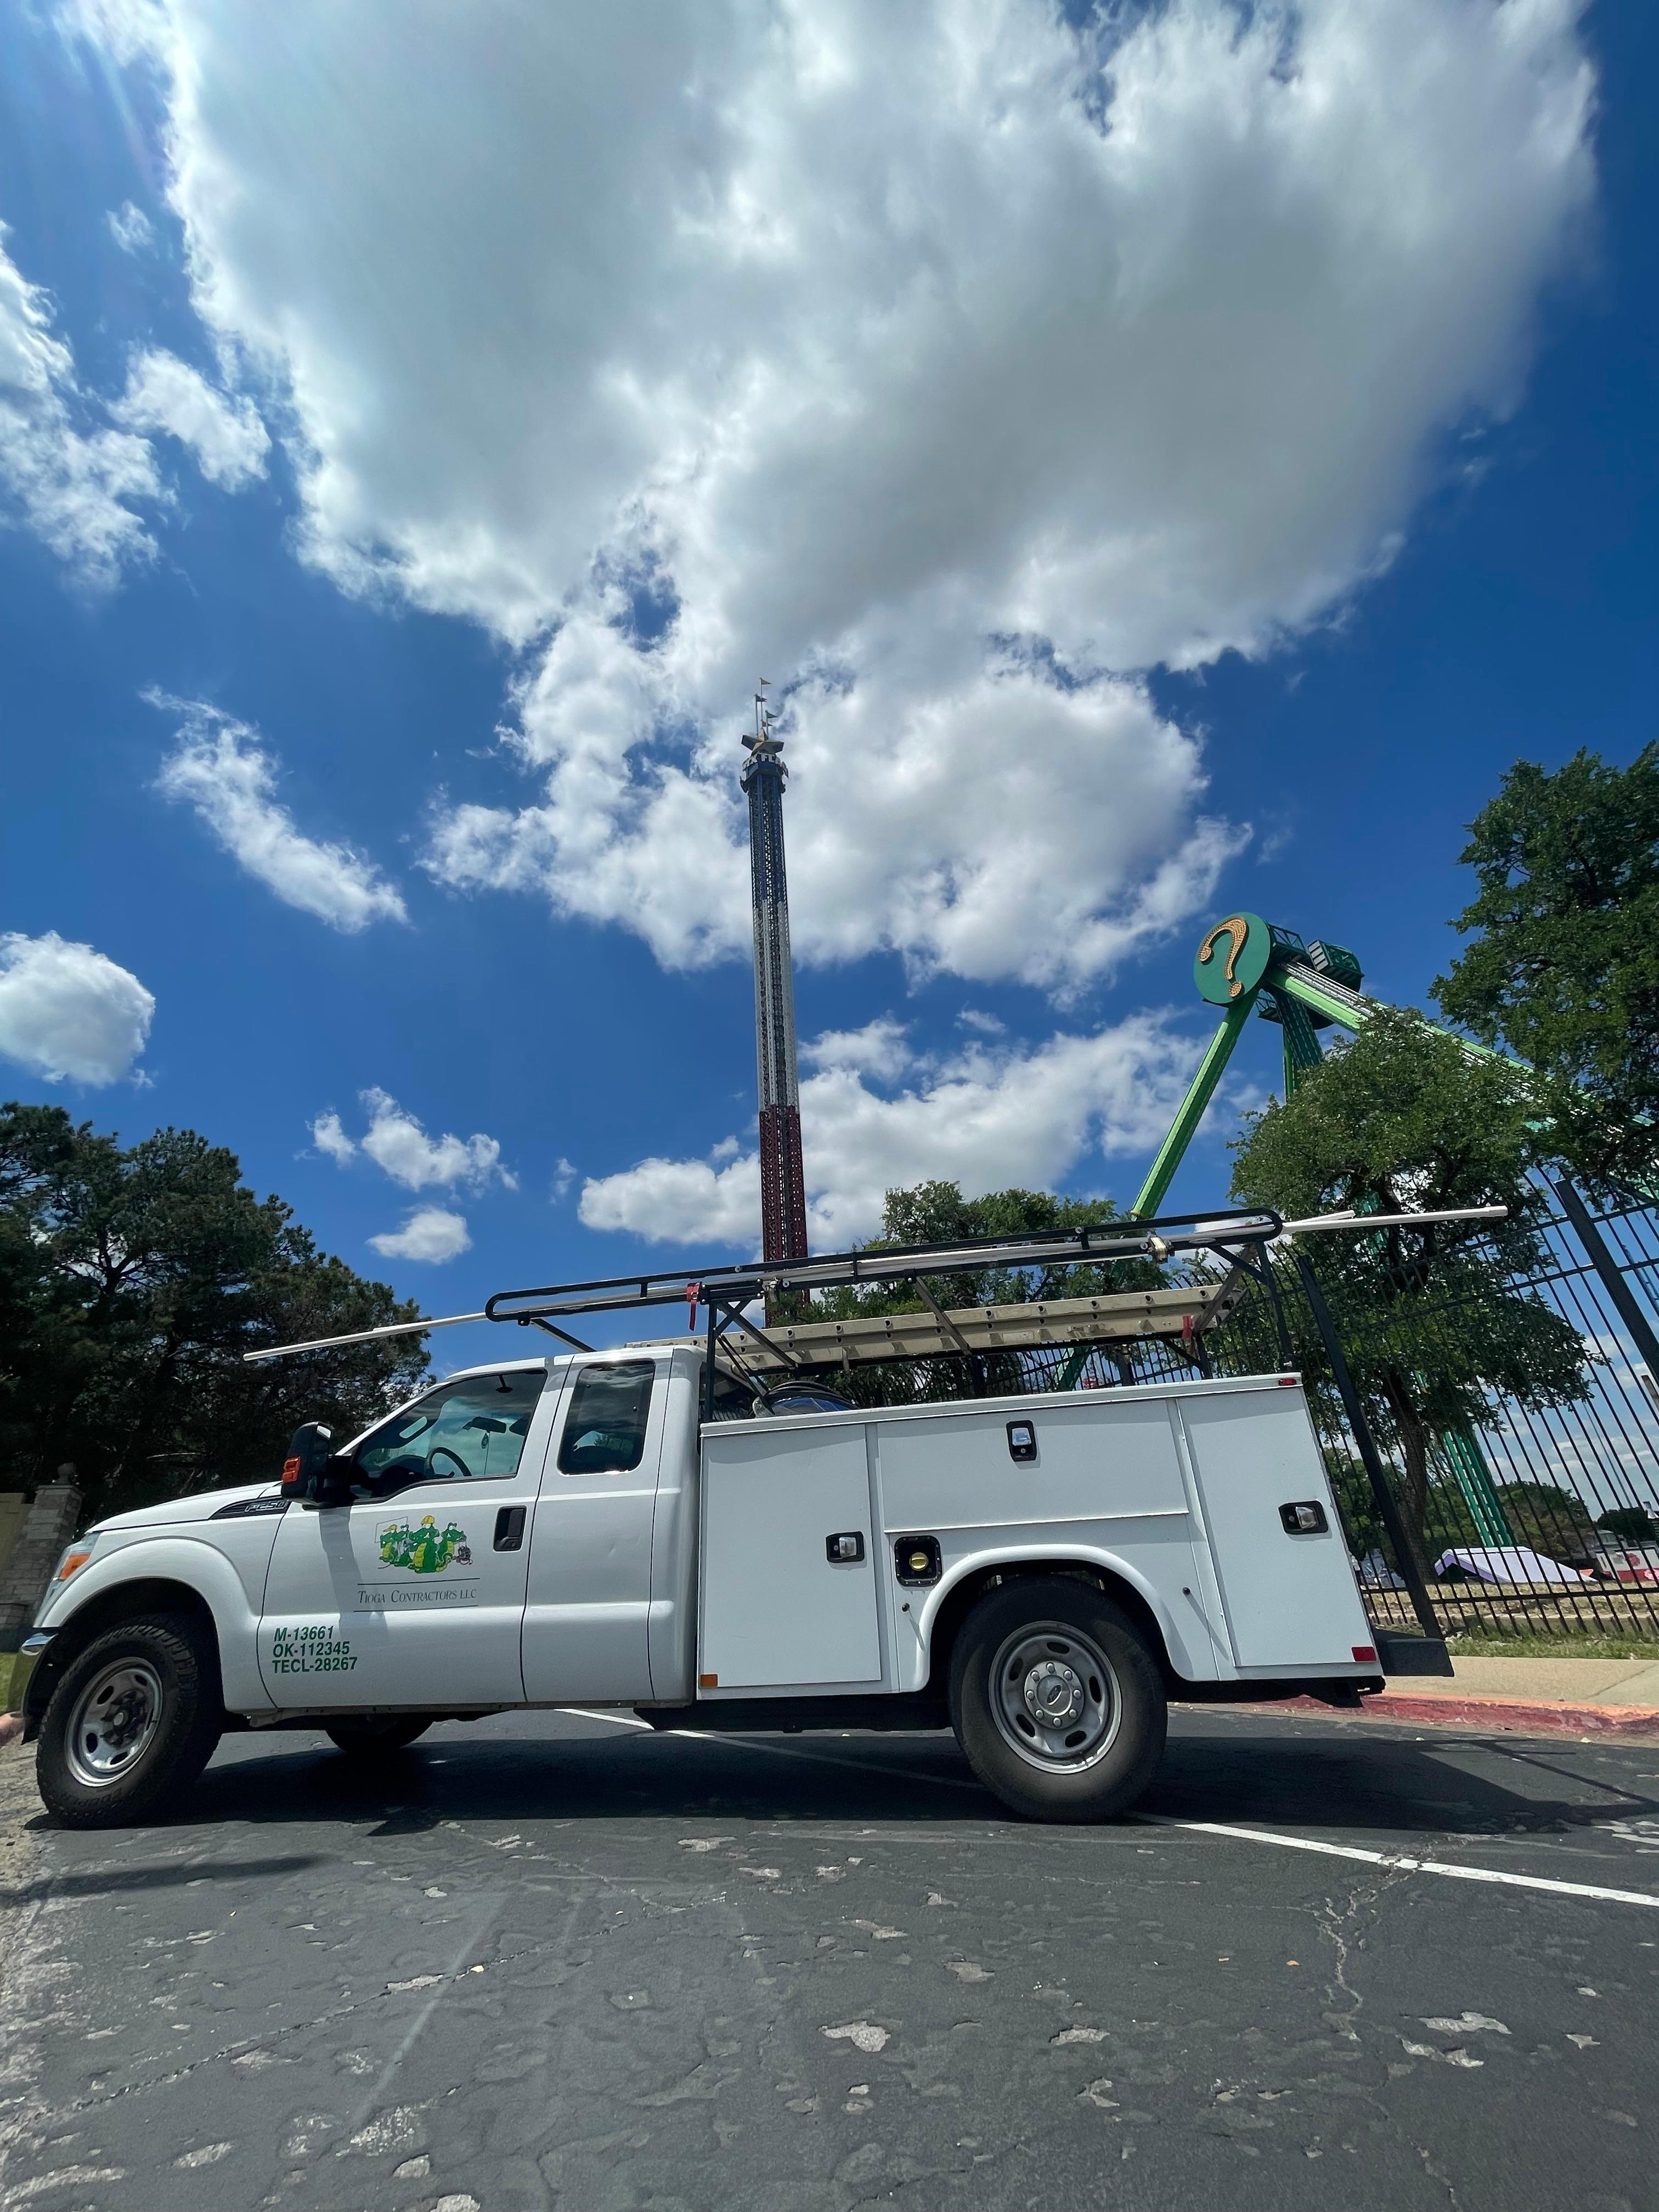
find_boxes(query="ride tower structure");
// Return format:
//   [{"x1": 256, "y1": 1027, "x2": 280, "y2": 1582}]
[
  {"x1": 741, "y1": 686, "x2": 809, "y2": 1272},
  {"x1": 1131, "y1": 910, "x2": 1529, "y2": 1550}
]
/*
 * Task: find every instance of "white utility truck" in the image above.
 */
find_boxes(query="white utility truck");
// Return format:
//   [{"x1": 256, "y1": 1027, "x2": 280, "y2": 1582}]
[{"x1": 15, "y1": 1209, "x2": 1447, "y2": 1829}]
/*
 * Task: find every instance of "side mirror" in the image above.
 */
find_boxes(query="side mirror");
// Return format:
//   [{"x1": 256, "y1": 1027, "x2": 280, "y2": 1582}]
[{"x1": 281, "y1": 1421, "x2": 351, "y2": 1505}]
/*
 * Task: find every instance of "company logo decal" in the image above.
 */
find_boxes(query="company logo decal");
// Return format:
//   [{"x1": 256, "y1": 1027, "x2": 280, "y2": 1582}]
[{"x1": 377, "y1": 1514, "x2": 472, "y2": 1576}]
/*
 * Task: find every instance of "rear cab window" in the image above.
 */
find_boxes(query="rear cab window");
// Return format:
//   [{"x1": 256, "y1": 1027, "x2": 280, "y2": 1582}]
[{"x1": 557, "y1": 1361, "x2": 656, "y2": 1474}]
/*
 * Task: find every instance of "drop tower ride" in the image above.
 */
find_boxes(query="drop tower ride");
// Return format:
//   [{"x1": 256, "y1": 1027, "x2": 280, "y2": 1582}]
[{"x1": 741, "y1": 686, "x2": 809, "y2": 1265}]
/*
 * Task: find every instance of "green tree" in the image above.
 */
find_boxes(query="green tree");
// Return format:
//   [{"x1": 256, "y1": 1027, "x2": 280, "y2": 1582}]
[
  {"x1": 1229, "y1": 1009, "x2": 1588, "y2": 1544},
  {"x1": 1434, "y1": 745, "x2": 1659, "y2": 1182},
  {"x1": 0, "y1": 1103, "x2": 428, "y2": 1513},
  {"x1": 1598, "y1": 1505, "x2": 1659, "y2": 1545}
]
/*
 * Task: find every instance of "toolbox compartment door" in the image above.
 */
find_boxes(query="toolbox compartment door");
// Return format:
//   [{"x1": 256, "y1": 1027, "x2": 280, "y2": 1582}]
[
  {"x1": 699, "y1": 1424, "x2": 881, "y2": 1691},
  {"x1": 1179, "y1": 1388, "x2": 1371, "y2": 1668}
]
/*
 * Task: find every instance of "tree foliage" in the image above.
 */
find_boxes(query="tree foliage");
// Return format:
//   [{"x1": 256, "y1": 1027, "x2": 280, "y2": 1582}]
[
  {"x1": 846, "y1": 1180, "x2": 1147, "y2": 1306},
  {"x1": 1598, "y1": 1505, "x2": 1659, "y2": 1545},
  {"x1": 0, "y1": 1103, "x2": 428, "y2": 1514},
  {"x1": 1229, "y1": 1009, "x2": 1588, "y2": 1544},
  {"x1": 1434, "y1": 744, "x2": 1659, "y2": 1182}
]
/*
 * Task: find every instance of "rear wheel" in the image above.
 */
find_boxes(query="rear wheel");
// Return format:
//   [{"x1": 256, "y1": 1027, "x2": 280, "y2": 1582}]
[
  {"x1": 324, "y1": 1715, "x2": 433, "y2": 1757},
  {"x1": 949, "y1": 1577, "x2": 1166, "y2": 1822},
  {"x1": 37, "y1": 1615, "x2": 222, "y2": 1830}
]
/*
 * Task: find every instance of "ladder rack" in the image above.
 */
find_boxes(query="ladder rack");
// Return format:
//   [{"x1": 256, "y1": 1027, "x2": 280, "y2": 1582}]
[{"x1": 482, "y1": 1205, "x2": 1281, "y2": 1326}]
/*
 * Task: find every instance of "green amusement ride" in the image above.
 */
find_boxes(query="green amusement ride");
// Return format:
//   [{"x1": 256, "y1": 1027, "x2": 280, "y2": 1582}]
[{"x1": 1129, "y1": 911, "x2": 1520, "y2": 1549}]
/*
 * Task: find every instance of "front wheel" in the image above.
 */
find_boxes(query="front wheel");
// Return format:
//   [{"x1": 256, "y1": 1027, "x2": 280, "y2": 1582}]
[
  {"x1": 324, "y1": 1715, "x2": 433, "y2": 1757},
  {"x1": 37, "y1": 1615, "x2": 223, "y2": 1830},
  {"x1": 949, "y1": 1577, "x2": 1166, "y2": 1822}
]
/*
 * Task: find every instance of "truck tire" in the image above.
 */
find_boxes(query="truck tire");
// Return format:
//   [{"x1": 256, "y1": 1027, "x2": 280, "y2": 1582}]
[
  {"x1": 324, "y1": 1716, "x2": 433, "y2": 1757},
  {"x1": 36, "y1": 1614, "x2": 223, "y2": 1830},
  {"x1": 948, "y1": 1577, "x2": 1166, "y2": 1822}
]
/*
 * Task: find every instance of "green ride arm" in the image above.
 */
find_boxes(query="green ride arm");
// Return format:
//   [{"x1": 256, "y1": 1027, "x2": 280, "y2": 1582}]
[
  {"x1": 1130, "y1": 989, "x2": 1260, "y2": 1218},
  {"x1": 1274, "y1": 967, "x2": 1521, "y2": 1066}
]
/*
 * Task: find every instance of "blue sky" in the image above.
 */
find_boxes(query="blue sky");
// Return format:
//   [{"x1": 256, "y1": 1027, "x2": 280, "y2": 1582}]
[{"x1": 0, "y1": 1, "x2": 1650, "y2": 1366}]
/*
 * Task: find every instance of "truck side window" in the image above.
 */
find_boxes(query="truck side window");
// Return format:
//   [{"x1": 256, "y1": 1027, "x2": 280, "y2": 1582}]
[
  {"x1": 352, "y1": 1370, "x2": 548, "y2": 1498},
  {"x1": 557, "y1": 1362, "x2": 655, "y2": 1475}
]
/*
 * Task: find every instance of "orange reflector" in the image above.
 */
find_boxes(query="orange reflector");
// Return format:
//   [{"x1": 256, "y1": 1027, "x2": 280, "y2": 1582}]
[
  {"x1": 1352, "y1": 1645, "x2": 1377, "y2": 1663},
  {"x1": 699, "y1": 1672, "x2": 719, "y2": 1689},
  {"x1": 56, "y1": 1550, "x2": 91, "y2": 1582},
  {"x1": 281, "y1": 1457, "x2": 301, "y2": 1486}
]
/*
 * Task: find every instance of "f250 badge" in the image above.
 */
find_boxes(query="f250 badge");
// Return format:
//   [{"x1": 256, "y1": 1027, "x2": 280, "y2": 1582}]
[{"x1": 378, "y1": 1514, "x2": 471, "y2": 1575}]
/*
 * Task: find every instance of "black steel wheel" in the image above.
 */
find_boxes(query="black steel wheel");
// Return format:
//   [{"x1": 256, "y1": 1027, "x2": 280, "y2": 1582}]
[
  {"x1": 36, "y1": 1615, "x2": 222, "y2": 1830},
  {"x1": 949, "y1": 1576, "x2": 1166, "y2": 1821}
]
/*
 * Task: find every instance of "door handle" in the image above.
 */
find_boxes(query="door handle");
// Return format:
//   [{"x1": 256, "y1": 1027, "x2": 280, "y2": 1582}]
[{"x1": 493, "y1": 1505, "x2": 527, "y2": 1551}]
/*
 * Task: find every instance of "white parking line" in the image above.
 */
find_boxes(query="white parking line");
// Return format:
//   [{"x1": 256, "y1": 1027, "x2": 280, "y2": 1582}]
[
  {"x1": 1139, "y1": 1814, "x2": 1659, "y2": 1910},
  {"x1": 555, "y1": 1712, "x2": 1659, "y2": 1904}
]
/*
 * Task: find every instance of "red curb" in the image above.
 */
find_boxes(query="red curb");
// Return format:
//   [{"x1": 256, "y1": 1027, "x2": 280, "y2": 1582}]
[{"x1": 1233, "y1": 1692, "x2": 1659, "y2": 1742}]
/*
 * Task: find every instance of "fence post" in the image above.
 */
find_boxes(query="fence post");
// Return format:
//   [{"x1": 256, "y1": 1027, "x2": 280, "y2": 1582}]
[
  {"x1": 1553, "y1": 1176, "x2": 1659, "y2": 1381},
  {"x1": 1293, "y1": 1250, "x2": 1445, "y2": 1643}
]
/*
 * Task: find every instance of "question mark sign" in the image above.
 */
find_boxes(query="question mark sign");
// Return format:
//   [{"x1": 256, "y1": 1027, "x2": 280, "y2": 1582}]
[{"x1": 1198, "y1": 917, "x2": 1250, "y2": 998}]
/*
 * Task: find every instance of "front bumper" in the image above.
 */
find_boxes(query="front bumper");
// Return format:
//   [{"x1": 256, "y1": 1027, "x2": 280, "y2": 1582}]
[{"x1": 2, "y1": 1633, "x2": 53, "y2": 1719}]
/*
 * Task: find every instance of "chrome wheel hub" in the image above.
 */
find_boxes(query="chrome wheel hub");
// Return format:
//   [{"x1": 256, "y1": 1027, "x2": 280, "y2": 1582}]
[
  {"x1": 990, "y1": 1623, "x2": 1121, "y2": 1774},
  {"x1": 65, "y1": 1660, "x2": 163, "y2": 1790}
]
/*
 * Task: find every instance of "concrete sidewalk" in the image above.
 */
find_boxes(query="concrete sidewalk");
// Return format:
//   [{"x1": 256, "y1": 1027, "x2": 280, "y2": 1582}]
[
  {"x1": 1421, "y1": 1652, "x2": 1659, "y2": 1706},
  {"x1": 1258, "y1": 1651, "x2": 1659, "y2": 1741}
]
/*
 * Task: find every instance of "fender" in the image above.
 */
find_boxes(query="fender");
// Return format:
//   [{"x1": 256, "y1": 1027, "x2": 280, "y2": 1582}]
[
  {"x1": 910, "y1": 1539, "x2": 1222, "y2": 1689},
  {"x1": 38, "y1": 1536, "x2": 275, "y2": 1713}
]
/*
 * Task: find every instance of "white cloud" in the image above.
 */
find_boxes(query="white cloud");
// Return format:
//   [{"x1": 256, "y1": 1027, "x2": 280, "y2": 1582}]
[
  {"x1": 0, "y1": 221, "x2": 158, "y2": 584},
  {"x1": 313, "y1": 1090, "x2": 513, "y2": 1193},
  {"x1": 579, "y1": 1011, "x2": 1201, "y2": 1250},
  {"x1": 0, "y1": 930, "x2": 154, "y2": 1085},
  {"x1": 309, "y1": 1109, "x2": 357, "y2": 1166},
  {"x1": 368, "y1": 1206, "x2": 472, "y2": 1265},
  {"x1": 113, "y1": 348, "x2": 268, "y2": 489},
  {"x1": 80, "y1": 1, "x2": 1594, "y2": 985},
  {"x1": 153, "y1": 696, "x2": 408, "y2": 931},
  {"x1": 802, "y1": 1018, "x2": 916, "y2": 1084},
  {"x1": 425, "y1": 631, "x2": 1242, "y2": 993},
  {"x1": 106, "y1": 201, "x2": 154, "y2": 255},
  {"x1": 358, "y1": 1088, "x2": 512, "y2": 1193}
]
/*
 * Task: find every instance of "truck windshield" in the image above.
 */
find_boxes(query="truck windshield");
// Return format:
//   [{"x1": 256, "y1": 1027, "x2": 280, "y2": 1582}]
[
  {"x1": 556, "y1": 1362, "x2": 655, "y2": 1475},
  {"x1": 352, "y1": 1370, "x2": 547, "y2": 1496}
]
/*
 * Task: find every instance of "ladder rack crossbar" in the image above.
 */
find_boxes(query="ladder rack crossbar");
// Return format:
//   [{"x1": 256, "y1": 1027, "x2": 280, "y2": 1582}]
[{"x1": 480, "y1": 1207, "x2": 1283, "y2": 1325}]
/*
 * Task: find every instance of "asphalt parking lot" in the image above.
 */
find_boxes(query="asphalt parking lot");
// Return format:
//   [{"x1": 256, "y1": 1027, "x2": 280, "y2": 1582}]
[{"x1": 2, "y1": 1706, "x2": 1657, "y2": 2212}]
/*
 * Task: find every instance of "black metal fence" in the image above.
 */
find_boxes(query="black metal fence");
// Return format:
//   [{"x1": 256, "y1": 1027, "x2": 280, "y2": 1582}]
[
  {"x1": 795, "y1": 1178, "x2": 1659, "y2": 1646},
  {"x1": 1219, "y1": 1182, "x2": 1659, "y2": 1644}
]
